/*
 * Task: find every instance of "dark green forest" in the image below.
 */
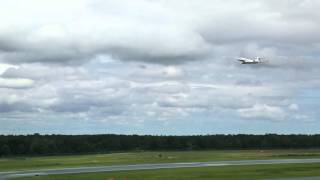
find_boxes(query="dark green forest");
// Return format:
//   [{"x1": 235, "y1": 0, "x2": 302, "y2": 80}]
[{"x1": 1, "y1": 134, "x2": 320, "y2": 156}]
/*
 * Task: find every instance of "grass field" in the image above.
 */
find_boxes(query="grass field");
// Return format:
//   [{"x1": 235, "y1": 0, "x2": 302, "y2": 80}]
[
  {"x1": 13, "y1": 163, "x2": 320, "y2": 180},
  {"x1": 1, "y1": 150, "x2": 320, "y2": 172}
]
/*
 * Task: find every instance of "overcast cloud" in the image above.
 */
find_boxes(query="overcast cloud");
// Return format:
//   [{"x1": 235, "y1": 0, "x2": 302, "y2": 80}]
[{"x1": 0, "y1": 0, "x2": 319, "y2": 134}]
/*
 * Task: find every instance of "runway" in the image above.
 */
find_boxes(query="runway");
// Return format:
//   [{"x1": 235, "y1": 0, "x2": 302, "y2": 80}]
[
  {"x1": 265, "y1": 177, "x2": 320, "y2": 180},
  {"x1": 1, "y1": 158, "x2": 320, "y2": 179}
]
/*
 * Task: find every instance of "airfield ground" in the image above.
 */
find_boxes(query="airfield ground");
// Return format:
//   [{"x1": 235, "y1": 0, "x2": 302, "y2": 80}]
[
  {"x1": 1, "y1": 150, "x2": 320, "y2": 180},
  {"x1": 12, "y1": 163, "x2": 320, "y2": 180}
]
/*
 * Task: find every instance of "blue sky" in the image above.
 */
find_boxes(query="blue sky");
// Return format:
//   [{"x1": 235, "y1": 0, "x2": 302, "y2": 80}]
[{"x1": 0, "y1": 0, "x2": 319, "y2": 135}]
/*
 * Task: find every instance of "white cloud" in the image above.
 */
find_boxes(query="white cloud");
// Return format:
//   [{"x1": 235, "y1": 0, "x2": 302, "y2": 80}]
[
  {"x1": 237, "y1": 104, "x2": 287, "y2": 121},
  {"x1": 0, "y1": 63, "x2": 17, "y2": 75},
  {"x1": 289, "y1": 103, "x2": 299, "y2": 111},
  {"x1": 0, "y1": 78, "x2": 34, "y2": 89},
  {"x1": 0, "y1": 0, "x2": 211, "y2": 65},
  {"x1": 163, "y1": 66, "x2": 184, "y2": 78}
]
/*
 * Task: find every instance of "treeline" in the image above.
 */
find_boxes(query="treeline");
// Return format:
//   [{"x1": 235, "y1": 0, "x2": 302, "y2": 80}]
[{"x1": 1, "y1": 134, "x2": 320, "y2": 156}]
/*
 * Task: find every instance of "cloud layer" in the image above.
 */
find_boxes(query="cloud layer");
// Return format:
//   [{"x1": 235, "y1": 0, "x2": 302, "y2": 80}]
[
  {"x1": 0, "y1": 0, "x2": 319, "y2": 134},
  {"x1": 1, "y1": 0, "x2": 320, "y2": 65}
]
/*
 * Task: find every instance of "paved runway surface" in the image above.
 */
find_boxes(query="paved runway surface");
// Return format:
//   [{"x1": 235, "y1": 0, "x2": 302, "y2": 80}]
[
  {"x1": 1, "y1": 158, "x2": 320, "y2": 179},
  {"x1": 265, "y1": 177, "x2": 320, "y2": 180}
]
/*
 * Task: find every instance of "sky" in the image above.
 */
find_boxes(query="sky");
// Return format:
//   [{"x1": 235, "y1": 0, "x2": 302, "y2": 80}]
[{"x1": 0, "y1": 0, "x2": 319, "y2": 135}]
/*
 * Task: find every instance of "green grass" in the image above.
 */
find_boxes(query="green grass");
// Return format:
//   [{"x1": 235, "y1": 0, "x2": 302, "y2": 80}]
[
  {"x1": 1, "y1": 150, "x2": 320, "y2": 172},
  {"x1": 14, "y1": 163, "x2": 320, "y2": 180}
]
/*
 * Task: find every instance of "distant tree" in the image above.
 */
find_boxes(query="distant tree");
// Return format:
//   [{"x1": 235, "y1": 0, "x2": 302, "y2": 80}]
[
  {"x1": 0, "y1": 134, "x2": 320, "y2": 156},
  {"x1": 0, "y1": 144, "x2": 11, "y2": 156}
]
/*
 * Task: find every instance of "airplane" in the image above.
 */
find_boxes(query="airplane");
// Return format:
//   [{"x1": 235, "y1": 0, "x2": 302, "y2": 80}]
[{"x1": 237, "y1": 57, "x2": 263, "y2": 64}]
